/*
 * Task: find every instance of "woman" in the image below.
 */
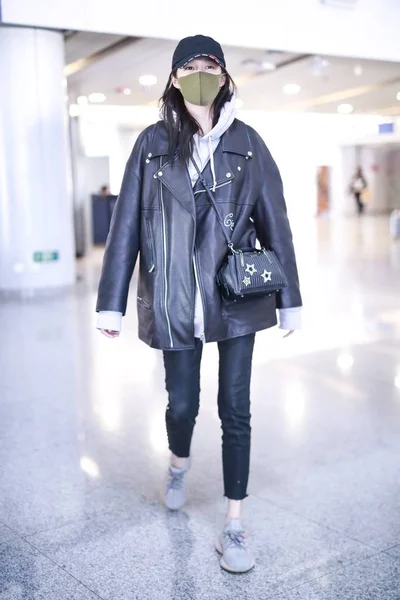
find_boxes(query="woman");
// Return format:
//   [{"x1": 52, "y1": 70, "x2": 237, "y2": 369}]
[
  {"x1": 96, "y1": 34, "x2": 302, "y2": 573},
  {"x1": 350, "y1": 166, "x2": 368, "y2": 215}
]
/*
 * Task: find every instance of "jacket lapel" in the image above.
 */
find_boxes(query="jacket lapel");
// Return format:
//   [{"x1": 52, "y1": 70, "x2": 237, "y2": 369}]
[{"x1": 154, "y1": 160, "x2": 196, "y2": 217}]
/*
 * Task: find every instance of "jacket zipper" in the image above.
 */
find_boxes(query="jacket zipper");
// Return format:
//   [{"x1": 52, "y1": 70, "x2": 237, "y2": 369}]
[
  {"x1": 193, "y1": 247, "x2": 206, "y2": 343},
  {"x1": 193, "y1": 180, "x2": 232, "y2": 195},
  {"x1": 145, "y1": 219, "x2": 155, "y2": 273},
  {"x1": 160, "y1": 178, "x2": 174, "y2": 348}
]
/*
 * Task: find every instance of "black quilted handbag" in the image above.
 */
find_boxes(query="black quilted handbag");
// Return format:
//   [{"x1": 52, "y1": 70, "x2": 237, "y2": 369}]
[{"x1": 191, "y1": 159, "x2": 288, "y2": 301}]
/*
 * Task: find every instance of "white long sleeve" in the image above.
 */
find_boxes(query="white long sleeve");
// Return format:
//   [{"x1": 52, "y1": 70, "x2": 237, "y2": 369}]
[
  {"x1": 96, "y1": 311, "x2": 122, "y2": 332},
  {"x1": 278, "y1": 307, "x2": 302, "y2": 331}
]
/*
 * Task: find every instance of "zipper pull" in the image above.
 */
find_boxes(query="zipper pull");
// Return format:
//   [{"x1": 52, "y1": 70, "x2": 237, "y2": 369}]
[{"x1": 149, "y1": 264, "x2": 155, "y2": 273}]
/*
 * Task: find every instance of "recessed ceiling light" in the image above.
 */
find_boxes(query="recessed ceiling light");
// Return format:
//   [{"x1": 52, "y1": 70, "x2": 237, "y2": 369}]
[
  {"x1": 261, "y1": 61, "x2": 276, "y2": 71},
  {"x1": 338, "y1": 103, "x2": 354, "y2": 114},
  {"x1": 88, "y1": 93, "x2": 106, "y2": 103},
  {"x1": 283, "y1": 84, "x2": 301, "y2": 95},
  {"x1": 354, "y1": 65, "x2": 363, "y2": 76},
  {"x1": 236, "y1": 98, "x2": 244, "y2": 109},
  {"x1": 337, "y1": 353, "x2": 354, "y2": 371},
  {"x1": 116, "y1": 86, "x2": 132, "y2": 96},
  {"x1": 139, "y1": 75, "x2": 158, "y2": 87},
  {"x1": 77, "y1": 95, "x2": 88, "y2": 106},
  {"x1": 69, "y1": 104, "x2": 80, "y2": 117}
]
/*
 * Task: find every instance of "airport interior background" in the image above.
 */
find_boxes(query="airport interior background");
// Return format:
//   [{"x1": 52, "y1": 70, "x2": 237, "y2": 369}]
[{"x1": 1, "y1": 1, "x2": 400, "y2": 598}]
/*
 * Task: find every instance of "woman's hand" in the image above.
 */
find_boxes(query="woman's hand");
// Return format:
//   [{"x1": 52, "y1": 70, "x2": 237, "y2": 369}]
[
  {"x1": 283, "y1": 330, "x2": 295, "y2": 339},
  {"x1": 100, "y1": 329, "x2": 120, "y2": 338}
]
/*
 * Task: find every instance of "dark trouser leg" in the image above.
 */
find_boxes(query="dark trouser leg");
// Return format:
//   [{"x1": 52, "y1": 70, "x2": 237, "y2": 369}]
[
  {"x1": 355, "y1": 193, "x2": 364, "y2": 215},
  {"x1": 163, "y1": 339, "x2": 203, "y2": 458},
  {"x1": 217, "y1": 333, "x2": 255, "y2": 500}
]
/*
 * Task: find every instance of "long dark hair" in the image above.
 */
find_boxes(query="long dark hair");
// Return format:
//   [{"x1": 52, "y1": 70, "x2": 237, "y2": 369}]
[{"x1": 160, "y1": 69, "x2": 237, "y2": 165}]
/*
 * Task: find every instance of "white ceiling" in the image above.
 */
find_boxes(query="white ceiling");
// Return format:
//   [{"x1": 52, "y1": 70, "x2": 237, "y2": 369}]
[{"x1": 66, "y1": 33, "x2": 400, "y2": 116}]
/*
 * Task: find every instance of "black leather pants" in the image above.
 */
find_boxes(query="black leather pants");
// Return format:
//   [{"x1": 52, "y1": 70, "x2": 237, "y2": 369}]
[{"x1": 163, "y1": 333, "x2": 255, "y2": 500}]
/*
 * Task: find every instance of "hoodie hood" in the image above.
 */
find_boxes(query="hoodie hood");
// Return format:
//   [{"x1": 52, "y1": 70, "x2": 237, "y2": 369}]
[
  {"x1": 192, "y1": 95, "x2": 238, "y2": 191},
  {"x1": 200, "y1": 95, "x2": 238, "y2": 142}
]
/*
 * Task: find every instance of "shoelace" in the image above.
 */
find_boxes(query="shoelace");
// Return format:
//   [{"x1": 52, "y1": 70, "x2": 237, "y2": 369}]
[
  {"x1": 168, "y1": 469, "x2": 185, "y2": 491},
  {"x1": 224, "y1": 530, "x2": 247, "y2": 550}
]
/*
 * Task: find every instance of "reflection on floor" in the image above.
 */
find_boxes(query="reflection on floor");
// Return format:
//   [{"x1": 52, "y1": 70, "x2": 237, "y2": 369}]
[{"x1": 1, "y1": 216, "x2": 400, "y2": 599}]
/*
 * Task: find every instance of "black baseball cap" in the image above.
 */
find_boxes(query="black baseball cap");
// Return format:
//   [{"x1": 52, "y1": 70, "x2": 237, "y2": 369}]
[{"x1": 172, "y1": 35, "x2": 226, "y2": 71}]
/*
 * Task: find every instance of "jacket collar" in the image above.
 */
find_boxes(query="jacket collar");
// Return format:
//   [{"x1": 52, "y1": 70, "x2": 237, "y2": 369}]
[
  {"x1": 147, "y1": 118, "x2": 252, "y2": 159},
  {"x1": 221, "y1": 118, "x2": 253, "y2": 157},
  {"x1": 148, "y1": 119, "x2": 253, "y2": 217}
]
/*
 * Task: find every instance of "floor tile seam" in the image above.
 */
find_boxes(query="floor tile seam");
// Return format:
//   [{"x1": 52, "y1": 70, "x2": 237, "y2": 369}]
[
  {"x1": 0, "y1": 518, "x2": 26, "y2": 540},
  {"x1": 252, "y1": 492, "x2": 383, "y2": 552},
  {"x1": 19, "y1": 535, "x2": 108, "y2": 600},
  {"x1": 21, "y1": 508, "x2": 119, "y2": 541},
  {"x1": 266, "y1": 548, "x2": 395, "y2": 599},
  {"x1": 382, "y1": 547, "x2": 400, "y2": 559},
  {"x1": 19, "y1": 500, "x2": 155, "y2": 542}
]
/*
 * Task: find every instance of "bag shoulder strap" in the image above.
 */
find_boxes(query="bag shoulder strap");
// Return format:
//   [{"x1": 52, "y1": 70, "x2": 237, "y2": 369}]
[{"x1": 190, "y1": 157, "x2": 233, "y2": 248}]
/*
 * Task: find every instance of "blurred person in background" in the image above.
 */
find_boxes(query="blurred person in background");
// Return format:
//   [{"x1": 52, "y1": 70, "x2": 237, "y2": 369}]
[
  {"x1": 99, "y1": 184, "x2": 111, "y2": 195},
  {"x1": 350, "y1": 166, "x2": 368, "y2": 215},
  {"x1": 95, "y1": 34, "x2": 302, "y2": 573}
]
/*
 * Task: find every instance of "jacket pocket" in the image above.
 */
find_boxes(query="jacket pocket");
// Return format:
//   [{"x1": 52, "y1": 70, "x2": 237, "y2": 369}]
[
  {"x1": 137, "y1": 296, "x2": 151, "y2": 310},
  {"x1": 145, "y1": 219, "x2": 156, "y2": 273}
]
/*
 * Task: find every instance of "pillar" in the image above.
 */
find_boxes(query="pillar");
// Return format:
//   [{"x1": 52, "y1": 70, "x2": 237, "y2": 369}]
[{"x1": 0, "y1": 26, "x2": 75, "y2": 293}]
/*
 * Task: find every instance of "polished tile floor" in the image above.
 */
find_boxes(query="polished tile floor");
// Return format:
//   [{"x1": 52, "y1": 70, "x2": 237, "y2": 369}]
[{"x1": 1, "y1": 216, "x2": 400, "y2": 599}]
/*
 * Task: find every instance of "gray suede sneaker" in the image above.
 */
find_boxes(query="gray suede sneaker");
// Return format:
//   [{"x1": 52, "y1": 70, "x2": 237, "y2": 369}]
[
  {"x1": 164, "y1": 459, "x2": 190, "y2": 511},
  {"x1": 215, "y1": 519, "x2": 255, "y2": 573}
]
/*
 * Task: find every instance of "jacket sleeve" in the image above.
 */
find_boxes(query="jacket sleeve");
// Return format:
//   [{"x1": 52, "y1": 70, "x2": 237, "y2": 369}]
[
  {"x1": 96, "y1": 138, "x2": 144, "y2": 316},
  {"x1": 252, "y1": 145, "x2": 302, "y2": 310}
]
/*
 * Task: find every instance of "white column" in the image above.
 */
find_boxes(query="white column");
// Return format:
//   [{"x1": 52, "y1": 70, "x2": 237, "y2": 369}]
[{"x1": 0, "y1": 26, "x2": 75, "y2": 293}]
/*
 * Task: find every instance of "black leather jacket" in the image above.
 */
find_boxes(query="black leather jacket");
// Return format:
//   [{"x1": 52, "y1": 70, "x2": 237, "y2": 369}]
[{"x1": 96, "y1": 118, "x2": 302, "y2": 350}]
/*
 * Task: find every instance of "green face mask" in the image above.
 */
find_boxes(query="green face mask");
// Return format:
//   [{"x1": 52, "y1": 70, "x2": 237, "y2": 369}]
[{"x1": 178, "y1": 71, "x2": 222, "y2": 106}]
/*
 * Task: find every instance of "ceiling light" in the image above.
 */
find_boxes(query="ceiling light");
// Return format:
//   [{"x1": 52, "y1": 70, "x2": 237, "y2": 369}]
[
  {"x1": 395, "y1": 375, "x2": 400, "y2": 389},
  {"x1": 139, "y1": 75, "x2": 158, "y2": 87},
  {"x1": 77, "y1": 95, "x2": 88, "y2": 106},
  {"x1": 337, "y1": 353, "x2": 354, "y2": 371},
  {"x1": 261, "y1": 61, "x2": 276, "y2": 71},
  {"x1": 88, "y1": 93, "x2": 106, "y2": 103},
  {"x1": 69, "y1": 104, "x2": 80, "y2": 117},
  {"x1": 236, "y1": 99, "x2": 244, "y2": 109},
  {"x1": 338, "y1": 103, "x2": 354, "y2": 114},
  {"x1": 354, "y1": 65, "x2": 363, "y2": 76},
  {"x1": 283, "y1": 84, "x2": 301, "y2": 95},
  {"x1": 116, "y1": 86, "x2": 132, "y2": 96},
  {"x1": 396, "y1": 92, "x2": 400, "y2": 102}
]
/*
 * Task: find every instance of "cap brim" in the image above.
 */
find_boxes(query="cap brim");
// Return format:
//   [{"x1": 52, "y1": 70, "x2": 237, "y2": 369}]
[{"x1": 174, "y1": 53, "x2": 225, "y2": 70}]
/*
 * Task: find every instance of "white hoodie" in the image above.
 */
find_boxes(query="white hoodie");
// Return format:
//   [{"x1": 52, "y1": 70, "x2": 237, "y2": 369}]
[{"x1": 97, "y1": 97, "x2": 301, "y2": 336}]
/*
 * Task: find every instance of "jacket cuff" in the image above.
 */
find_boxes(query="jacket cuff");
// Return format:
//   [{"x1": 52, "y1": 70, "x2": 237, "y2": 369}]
[
  {"x1": 96, "y1": 311, "x2": 122, "y2": 332},
  {"x1": 278, "y1": 307, "x2": 302, "y2": 331}
]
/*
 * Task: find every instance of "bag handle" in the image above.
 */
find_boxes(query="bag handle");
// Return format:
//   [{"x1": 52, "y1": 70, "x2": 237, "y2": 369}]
[{"x1": 190, "y1": 158, "x2": 236, "y2": 250}]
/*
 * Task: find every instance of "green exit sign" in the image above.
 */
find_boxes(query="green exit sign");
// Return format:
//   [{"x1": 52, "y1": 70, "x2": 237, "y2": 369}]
[{"x1": 33, "y1": 251, "x2": 60, "y2": 263}]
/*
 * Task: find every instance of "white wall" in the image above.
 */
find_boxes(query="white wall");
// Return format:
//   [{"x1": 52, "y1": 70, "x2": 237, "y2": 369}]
[{"x1": 2, "y1": 0, "x2": 400, "y2": 62}]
